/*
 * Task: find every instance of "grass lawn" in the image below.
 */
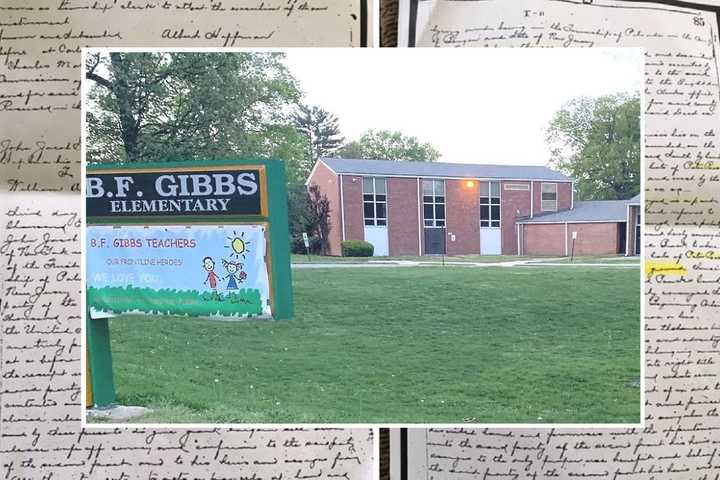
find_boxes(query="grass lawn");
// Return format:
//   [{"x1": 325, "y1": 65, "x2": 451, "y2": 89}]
[
  {"x1": 291, "y1": 254, "x2": 534, "y2": 263},
  {"x1": 96, "y1": 265, "x2": 641, "y2": 424},
  {"x1": 531, "y1": 255, "x2": 640, "y2": 264}
]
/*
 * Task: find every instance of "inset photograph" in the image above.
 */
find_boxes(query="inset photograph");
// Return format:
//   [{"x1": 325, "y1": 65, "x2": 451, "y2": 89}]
[{"x1": 83, "y1": 48, "x2": 642, "y2": 424}]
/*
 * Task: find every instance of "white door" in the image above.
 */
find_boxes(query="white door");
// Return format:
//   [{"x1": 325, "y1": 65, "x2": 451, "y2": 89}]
[
  {"x1": 480, "y1": 229, "x2": 501, "y2": 255},
  {"x1": 480, "y1": 181, "x2": 502, "y2": 255},
  {"x1": 364, "y1": 226, "x2": 389, "y2": 256}
]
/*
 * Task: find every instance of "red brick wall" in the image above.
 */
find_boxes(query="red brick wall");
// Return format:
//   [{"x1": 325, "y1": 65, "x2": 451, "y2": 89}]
[
  {"x1": 501, "y1": 181, "x2": 532, "y2": 255},
  {"x1": 559, "y1": 182, "x2": 573, "y2": 210},
  {"x1": 532, "y1": 181, "x2": 573, "y2": 215},
  {"x1": 387, "y1": 178, "x2": 420, "y2": 256},
  {"x1": 522, "y1": 223, "x2": 566, "y2": 256},
  {"x1": 341, "y1": 175, "x2": 365, "y2": 243},
  {"x1": 307, "y1": 162, "x2": 342, "y2": 256},
  {"x1": 446, "y1": 179, "x2": 480, "y2": 255},
  {"x1": 627, "y1": 205, "x2": 640, "y2": 256},
  {"x1": 523, "y1": 221, "x2": 621, "y2": 256},
  {"x1": 566, "y1": 223, "x2": 620, "y2": 256}
]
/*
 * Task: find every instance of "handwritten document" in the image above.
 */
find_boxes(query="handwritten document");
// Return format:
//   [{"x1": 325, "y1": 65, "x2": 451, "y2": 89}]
[
  {"x1": 0, "y1": 2, "x2": 373, "y2": 479},
  {"x1": 397, "y1": 0, "x2": 720, "y2": 479}
]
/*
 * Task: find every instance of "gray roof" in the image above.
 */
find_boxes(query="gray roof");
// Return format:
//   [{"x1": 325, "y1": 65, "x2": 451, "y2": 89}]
[
  {"x1": 320, "y1": 158, "x2": 572, "y2": 182},
  {"x1": 626, "y1": 194, "x2": 641, "y2": 204},
  {"x1": 519, "y1": 200, "x2": 632, "y2": 224}
]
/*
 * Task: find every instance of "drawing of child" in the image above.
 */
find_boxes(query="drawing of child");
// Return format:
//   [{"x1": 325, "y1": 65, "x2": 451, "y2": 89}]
[
  {"x1": 203, "y1": 257, "x2": 218, "y2": 290},
  {"x1": 222, "y1": 259, "x2": 247, "y2": 290}
]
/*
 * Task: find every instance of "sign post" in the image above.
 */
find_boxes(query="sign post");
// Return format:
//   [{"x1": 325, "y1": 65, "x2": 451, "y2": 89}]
[
  {"x1": 302, "y1": 232, "x2": 311, "y2": 261},
  {"x1": 84, "y1": 159, "x2": 293, "y2": 409}
]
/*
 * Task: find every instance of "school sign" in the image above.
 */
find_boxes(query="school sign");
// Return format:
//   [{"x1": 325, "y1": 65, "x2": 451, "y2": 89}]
[{"x1": 85, "y1": 160, "x2": 293, "y2": 408}]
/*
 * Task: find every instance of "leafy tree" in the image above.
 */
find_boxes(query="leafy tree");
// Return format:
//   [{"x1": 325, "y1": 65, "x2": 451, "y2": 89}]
[
  {"x1": 337, "y1": 129, "x2": 441, "y2": 161},
  {"x1": 85, "y1": 52, "x2": 305, "y2": 174},
  {"x1": 292, "y1": 104, "x2": 344, "y2": 178},
  {"x1": 287, "y1": 183, "x2": 310, "y2": 238},
  {"x1": 286, "y1": 184, "x2": 332, "y2": 255},
  {"x1": 304, "y1": 185, "x2": 332, "y2": 255},
  {"x1": 546, "y1": 93, "x2": 640, "y2": 200}
]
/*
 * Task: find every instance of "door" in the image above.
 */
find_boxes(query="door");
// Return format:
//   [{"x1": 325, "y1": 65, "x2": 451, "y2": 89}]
[
  {"x1": 364, "y1": 226, "x2": 389, "y2": 256},
  {"x1": 424, "y1": 228, "x2": 445, "y2": 255},
  {"x1": 480, "y1": 181, "x2": 502, "y2": 255},
  {"x1": 362, "y1": 177, "x2": 388, "y2": 256},
  {"x1": 422, "y1": 179, "x2": 447, "y2": 255},
  {"x1": 618, "y1": 222, "x2": 627, "y2": 254}
]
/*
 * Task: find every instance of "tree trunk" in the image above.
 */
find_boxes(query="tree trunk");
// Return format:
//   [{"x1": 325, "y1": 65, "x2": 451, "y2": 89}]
[{"x1": 109, "y1": 53, "x2": 140, "y2": 163}]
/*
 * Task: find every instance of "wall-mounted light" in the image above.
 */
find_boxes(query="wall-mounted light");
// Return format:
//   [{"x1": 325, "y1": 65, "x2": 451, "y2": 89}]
[{"x1": 465, "y1": 180, "x2": 475, "y2": 188}]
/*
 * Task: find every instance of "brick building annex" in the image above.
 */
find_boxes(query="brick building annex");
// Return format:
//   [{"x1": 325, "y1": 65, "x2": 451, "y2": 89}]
[{"x1": 307, "y1": 158, "x2": 641, "y2": 257}]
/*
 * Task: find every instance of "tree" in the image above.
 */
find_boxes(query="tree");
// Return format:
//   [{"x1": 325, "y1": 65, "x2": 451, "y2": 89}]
[
  {"x1": 304, "y1": 185, "x2": 332, "y2": 255},
  {"x1": 337, "y1": 129, "x2": 441, "y2": 161},
  {"x1": 287, "y1": 183, "x2": 310, "y2": 238},
  {"x1": 546, "y1": 93, "x2": 640, "y2": 200},
  {"x1": 292, "y1": 104, "x2": 344, "y2": 179},
  {"x1": 85, "y1": 52, "x2": 305, "y2": 173}
]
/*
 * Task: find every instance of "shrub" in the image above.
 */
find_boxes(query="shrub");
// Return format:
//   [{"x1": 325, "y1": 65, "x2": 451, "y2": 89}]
[{"x1": 342, "y1": 240, "x2": 374, "y2": 257}]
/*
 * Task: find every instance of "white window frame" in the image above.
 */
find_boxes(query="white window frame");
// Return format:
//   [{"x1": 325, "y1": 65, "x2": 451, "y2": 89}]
[
  {"x1": 422, "y1": 179, "x2": 446, "y2": 228},
  {"x1": 635, "y1": 209, "x2": 641, "y2": 255},
  {"x1": 363, "y1": 177, "x2": 387, "y2": 227},
  {"x1": 480, "y1": 181, "x2": 501, "y2": 228},
  {"x1": 541, "y1": 183, "x2": 558, "y2": 212},
  {"x1": 504, "y1": 183, "x2": 530, "y2": 191}
]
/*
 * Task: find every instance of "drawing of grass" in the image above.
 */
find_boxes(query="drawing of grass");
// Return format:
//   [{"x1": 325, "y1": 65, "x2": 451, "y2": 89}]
[{"x1": 87, "y1": 286, "x2": 264, "y2": 317}]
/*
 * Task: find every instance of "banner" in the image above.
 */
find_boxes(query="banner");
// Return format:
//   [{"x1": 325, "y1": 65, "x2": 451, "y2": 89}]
[{"x1": 86, "y1": 225, "x2": 271, "y2": 318}]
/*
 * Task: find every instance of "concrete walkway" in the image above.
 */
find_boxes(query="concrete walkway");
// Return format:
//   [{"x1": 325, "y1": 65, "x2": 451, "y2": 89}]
[{"x1": 292, "y1": 258, "x2": 640, "y2": 269}]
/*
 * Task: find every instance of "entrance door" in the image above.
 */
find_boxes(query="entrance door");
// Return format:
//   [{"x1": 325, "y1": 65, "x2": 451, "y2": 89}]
[
  {"x1": 480, "y1": 181, "x2": 501, "y2": 255},
  {"x1": 618, "y1": 222, "x2": 627, "y2": 254},
  {"x1": 424, "y1": 228, "x2": 445, "y2": 255},
  {"x1": 422, "y1": 179, "x2": 447, "y2": 255},
  {"x1": 365, "y1": 226, "x2": 389, "y2": 256},
  {"x1": 363, "y1": 177, "x2": 388, "y2": 256}
]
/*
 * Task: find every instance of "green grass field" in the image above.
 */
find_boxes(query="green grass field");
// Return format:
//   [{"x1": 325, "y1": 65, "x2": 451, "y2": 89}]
[
  {"x1": 291, "y1": 254, "x2": 531, "y2": 263},
  {"x1": 96, "y1": 265, "x2": 640, "y2": 424}
]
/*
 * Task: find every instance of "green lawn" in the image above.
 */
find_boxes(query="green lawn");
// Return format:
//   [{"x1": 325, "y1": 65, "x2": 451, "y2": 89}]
[
  {"x1": 531, "y1": 255, "x2": 640, "y2": 264},
  {"x1": 95, "y1": 266, "x2": 641, "y2": 424},
  {"x1": 291, "y1": 254, "x2": 533, "y2": 263}
]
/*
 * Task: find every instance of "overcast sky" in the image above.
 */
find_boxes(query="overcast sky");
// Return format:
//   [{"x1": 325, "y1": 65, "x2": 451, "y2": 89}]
[{"x1": 284, "y1": 48, "x2": 642, "y2": 166}]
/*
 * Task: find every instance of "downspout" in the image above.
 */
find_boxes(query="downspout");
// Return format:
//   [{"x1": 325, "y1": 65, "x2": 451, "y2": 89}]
[
  {"x1": 339, "y1": 174, "x2": 346, "y2": 242},
  {"x1": 530, "y1": 182, "x2": 534, "y2": 218},
  {"x1": 417, "y1": 178, "x2": 422, "y2": 256},
  {"x1": 564, "y1": 222, "x2": 569, "y2": 257},
  {"x1": 625, "y1": 204, "x2": 630, "y2": 256}
]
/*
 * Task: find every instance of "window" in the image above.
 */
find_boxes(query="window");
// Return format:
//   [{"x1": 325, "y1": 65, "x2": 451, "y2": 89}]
[
  {"x1": 504, "y1": 183, "x2": 529, "y2": 191},
  {"x1": 363, "y1": 177, "x2": 387, "y2": 226},
  {"x1": 541, "y1": 183, "x2": 558, "y2": 211},
  {"x1": 480, "y1": 182, "x2": 500, "y2": 227},
  {"x1": 422, "y1": 179, "x2": 445, "y2": 227}
]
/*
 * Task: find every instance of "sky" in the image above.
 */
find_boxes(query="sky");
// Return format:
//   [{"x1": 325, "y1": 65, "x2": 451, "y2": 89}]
[{"x1": 284, "y1": 48, "x2": 642, "y2": 166}]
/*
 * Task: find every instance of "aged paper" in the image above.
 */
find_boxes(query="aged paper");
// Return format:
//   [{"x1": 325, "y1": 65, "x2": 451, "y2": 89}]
[
  {"x1": 395, "y1": 0, "x2": 720, "y2": 479},
  {"x1": 0, "y1": 2, "x2": 373, "y2": 479}
]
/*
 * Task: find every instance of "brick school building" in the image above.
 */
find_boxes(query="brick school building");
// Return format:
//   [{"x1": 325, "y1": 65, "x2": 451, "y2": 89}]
[{"x1": 307, "y1": 158, "x2": 640, "y2": 258}]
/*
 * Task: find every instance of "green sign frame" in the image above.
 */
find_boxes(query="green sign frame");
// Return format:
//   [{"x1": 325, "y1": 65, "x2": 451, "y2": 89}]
[{"x1": 85, "y1": 158, "x2": 294, "y2": 408}]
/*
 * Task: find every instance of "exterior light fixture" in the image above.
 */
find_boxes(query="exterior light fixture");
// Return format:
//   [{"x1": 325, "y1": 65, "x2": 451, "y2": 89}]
[{"x1": 465, "y1": 180, "x2": 475, "y2": 188}]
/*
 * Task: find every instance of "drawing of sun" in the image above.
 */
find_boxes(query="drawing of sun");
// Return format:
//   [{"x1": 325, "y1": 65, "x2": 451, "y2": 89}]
[{"x1": 225, "y1": 230, "x2": 252, "y2": 260}]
